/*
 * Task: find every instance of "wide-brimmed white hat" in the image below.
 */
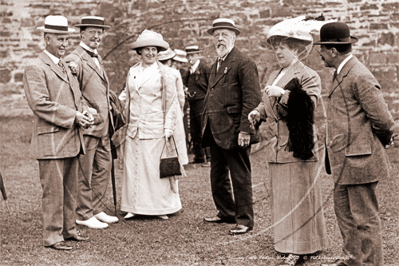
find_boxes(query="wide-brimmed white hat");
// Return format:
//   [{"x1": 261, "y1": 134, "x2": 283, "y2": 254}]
[
  {"x1": 173, "y1": 49, "x2": 188, "y2": 63},
  {"x1": 74, "y1": 16, "x2": 111, "y2": 29},
  {"x1": 267, "y1": 15, "x2": 334, "y2": 43},
  {"x1": 207, "y1": 18, "x2": 240, "y2": 36},
  {"x1": 158, "y1": 48, "x2": 176, "y2": 61},
  {"x1": 37, "y1": 15, "x2": 75, "y2": 34},
  {"x1": 130, "y1": 29, "x2": 169, "y2": 52}
]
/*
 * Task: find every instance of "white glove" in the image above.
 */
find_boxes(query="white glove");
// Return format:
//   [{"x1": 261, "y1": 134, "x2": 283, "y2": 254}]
[
  {"x1": 248, "y1": 110, "x2": 260, "y2": 129},
  {"x1": 265, "y1": 85, "x2": 285, "y2": 97},
  {"x1": 164, "y1": 129, "x2": 173, "y2": 140}
]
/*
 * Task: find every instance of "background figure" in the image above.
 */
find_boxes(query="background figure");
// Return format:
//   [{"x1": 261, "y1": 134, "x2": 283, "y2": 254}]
[
  {"x1": 158, "y1": 48, "x2": 189, "y2": 165},
  {"x1": 23, "y1": 15, "x2": 90, "y2": 250},
  {"x1": 249, "y1": 17, "x2": 328, "y2": 265},
  {"x1": 118, "y1": 30, "x2": 181, "y2": 220},
  {"x1": 315, "y1": 22, "x2": 394, "y2": 266},
  {"x1": 182, "y1": 45, "x2": 211, "y2": 165},
  {"x1": 201, "y1": 18, "x2": 261, "y2": 235},
  {"x1": 64, "y1": 16, "x2": 118, "y2": 229}
]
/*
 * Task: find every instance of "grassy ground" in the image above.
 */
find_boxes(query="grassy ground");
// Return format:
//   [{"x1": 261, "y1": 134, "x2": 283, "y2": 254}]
[{"x1": 0, "y1": 116, "x2": 398, "y2": 266}]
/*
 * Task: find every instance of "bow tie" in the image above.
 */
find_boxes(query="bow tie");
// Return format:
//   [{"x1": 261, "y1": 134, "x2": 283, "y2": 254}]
[{"x1": 85, "y1": 49, "x2": 98, "y2": 58}]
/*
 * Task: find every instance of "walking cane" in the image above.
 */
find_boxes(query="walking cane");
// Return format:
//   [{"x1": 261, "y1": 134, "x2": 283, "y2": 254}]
[
  {"x1": 111, "y1": 144, "x2": 118, "y2": 214},
  {"x1": 0, "y1": 171, "x2": 11, "y2": 215}
]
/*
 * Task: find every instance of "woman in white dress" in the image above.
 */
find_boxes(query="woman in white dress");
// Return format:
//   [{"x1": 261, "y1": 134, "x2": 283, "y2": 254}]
[{"x1": 118, "y1": 30, "x2": 182, "y2": 220}]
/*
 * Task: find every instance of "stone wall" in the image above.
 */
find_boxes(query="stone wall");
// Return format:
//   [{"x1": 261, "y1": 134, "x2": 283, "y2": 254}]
[{"x1": 1, "y1": 0, "x2": 399, "y2": 117}]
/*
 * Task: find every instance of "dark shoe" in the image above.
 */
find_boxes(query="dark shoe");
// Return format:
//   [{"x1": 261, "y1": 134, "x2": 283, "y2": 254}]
[
  {"x1": 204, "y1": 216, "x2": 235, "y2": 224},
  {"x1": 229, "y1": 224, "x2": 253, "y2": 235},
  {"x1": 320, "y1": 259, "x2": 347, "y2": 266},
  {"x1": 65, "y1": 235, "x2": 89, "y2": 241},
  {"x1": 47, "y1": 242, "x2": 72, "y2": 251}
]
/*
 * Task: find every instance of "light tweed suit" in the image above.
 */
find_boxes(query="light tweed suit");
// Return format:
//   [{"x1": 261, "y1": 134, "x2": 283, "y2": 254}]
[
  {"x1": 326, "y1": 56, "x2": 394, "y2": 266},
  {"x1": 65, "y1": 45, "x2": 114, "y2": 221},
  {"x1": 23, "y1": 52, "x2": 85, "y2": 246}
]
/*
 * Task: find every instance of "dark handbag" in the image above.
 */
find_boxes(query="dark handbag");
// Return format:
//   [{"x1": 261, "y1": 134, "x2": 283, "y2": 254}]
[{"x1": 159, "y1": 136, "x2": 181, "y2": 178}]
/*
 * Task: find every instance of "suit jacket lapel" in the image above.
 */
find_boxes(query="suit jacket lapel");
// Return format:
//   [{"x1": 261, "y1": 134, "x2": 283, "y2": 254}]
[
  {"x1": 328, "y1": 56, "x2": 357, "y2": 97},
  {"x1": 40, "y1": 53, "x2": 69, "y2": 83},
  {"x1": 77, "y1": 46, "x2": 105, "y2": 82},
  {"x1": 209, "y1": 47, "x2": 236, "y2": 89}
]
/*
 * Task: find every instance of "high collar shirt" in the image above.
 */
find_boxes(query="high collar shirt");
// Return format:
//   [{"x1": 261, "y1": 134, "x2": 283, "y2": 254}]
[
  {"x1": 337, "y1": 53, "x2": 353, "y2": 74},
  {"x1": 190, "y1": 59, "x2": 200, "y2": 74},
  {"x1": 44, "y1": 50, "x2": 60, "y2": 65},
  {"x1": 80, "y1": 41, "x2": 100, "y2": 69}
]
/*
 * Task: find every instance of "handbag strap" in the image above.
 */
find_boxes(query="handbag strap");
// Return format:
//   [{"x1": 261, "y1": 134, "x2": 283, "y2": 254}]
[{"x1": 160, "y1": 136, "x2": 179, "y2": 159}]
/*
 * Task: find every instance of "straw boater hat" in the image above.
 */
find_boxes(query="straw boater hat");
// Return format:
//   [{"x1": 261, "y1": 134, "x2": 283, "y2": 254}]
[
  {"x1": 173, "y1": 49, "x2": 188, "y2": 63},
  {"x1": 313, "y1": 22, "x2": 358, "y2": 45},
  {"x1": 74, "y1": 16, "x2": 111, "y2": 29},
  {"x1": 130, "y1": 29, "x2": 169, "y2": 53},
  {"x1": 158, "y1": 48, "x2": 176, "y2": 61},
  {"x1": 37, "y1": 15, "x2": 75, "y2": 34},
  {"x1": 185, "y1": 45, "x2": 202, "y2": 55},
  {"x1": 207, "y1": 18, "x2": 240, "y2": 36}
]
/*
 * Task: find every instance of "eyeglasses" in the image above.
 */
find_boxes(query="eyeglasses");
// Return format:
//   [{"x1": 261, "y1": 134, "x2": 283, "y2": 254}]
[
  {"x1": 85, "y1": 30, "x2": 103, "y2": 37},
  {"x1": 213, "y1": 32, "x2": 231, "y2": 39}
]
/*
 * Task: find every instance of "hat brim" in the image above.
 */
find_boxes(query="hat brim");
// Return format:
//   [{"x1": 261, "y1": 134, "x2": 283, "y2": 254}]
[
  {"x1": 131, "y1": 40, "x2": 169, "y2": 51},
  {"x1": 207, "y1": 26, "x2": 240, "y2": 36},
  {"x1": 186, "y1": 50, "x2": 202, "y2": 55},
  {"x1": 313, "y1": 36, "x2": 358, "y2": 45},
  {"x1": 158, "y1": 52, "x2": 176, "y2": 61},
  {"x1": 37, "y1": 26, "x2": 76, "y2": 34},
  {"x1": 173, "y1": 56, "x2": 188, "y2": 63},
  {"x1": 74, "y1": 24, "x2": 111, "y2": 29}
]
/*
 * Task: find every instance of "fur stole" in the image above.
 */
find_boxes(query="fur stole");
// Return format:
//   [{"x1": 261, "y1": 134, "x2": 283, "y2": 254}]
[{"x1": 282, "y1": 78, "x2": 315, "y2": 160}]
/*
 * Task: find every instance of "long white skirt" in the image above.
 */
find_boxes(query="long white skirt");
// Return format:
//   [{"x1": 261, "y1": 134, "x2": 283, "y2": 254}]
[{"x1": 121, "y1": 135, "x2": 182, "y2": 215}]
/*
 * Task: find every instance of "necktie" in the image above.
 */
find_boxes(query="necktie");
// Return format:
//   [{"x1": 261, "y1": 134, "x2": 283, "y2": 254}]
[
  {"x1": 216, "y1": 58, "x2": 222, "y2": 71},
  {"x1": 58, "y1": 60, "x2": 66, "y2": 74},
  {"x1": 333, "y1": 70, "x2": 337, "y2": 81},
  {"x1": 85, "y1": 49, "x2": 98, "y2": 58}
]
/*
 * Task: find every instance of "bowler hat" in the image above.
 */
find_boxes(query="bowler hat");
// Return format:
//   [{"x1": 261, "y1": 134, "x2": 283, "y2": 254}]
[
  {"x1": 207, "y1": 18, "x2": 240, "y2": 36},
  {"x1": 37, "y1": 15, "x2": 75, "y2": 34},
  {"x1": 130, "y1": 30, "x2": 169, "y2": 52},
  {"x1": 74, "y1": 16, "x2": 111, "y2": 29},
  {"x1": 313, "y1": 22, "x2": 358, "y2": 45}
]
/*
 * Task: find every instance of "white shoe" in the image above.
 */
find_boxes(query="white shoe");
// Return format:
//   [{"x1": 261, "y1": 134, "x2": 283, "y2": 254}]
[
  {"x1": 76, "y1": 216, "x2": 108, "y2": 229},
  {"x1": 94, "y1": 212, "x2": 119, "y2": 224},
  {"x1": 158, "y1": 215, "x2": 169, "y2": 220},
  {"x1": 124, "y1": 212, "x2": 135, "y2": 219}
]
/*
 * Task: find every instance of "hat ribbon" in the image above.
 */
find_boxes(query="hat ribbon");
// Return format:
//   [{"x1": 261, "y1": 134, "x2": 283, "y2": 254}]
[{"x1": 45, "y1": 24, "x2": 68, "y2": 31}]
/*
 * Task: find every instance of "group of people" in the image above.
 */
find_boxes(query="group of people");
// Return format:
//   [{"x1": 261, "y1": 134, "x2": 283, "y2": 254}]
[{"x1": 23, "y1": 13, "x2": 396, "y2": 266}]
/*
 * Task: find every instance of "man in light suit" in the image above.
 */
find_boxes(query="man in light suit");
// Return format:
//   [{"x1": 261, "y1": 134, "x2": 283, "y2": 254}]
[
  {"x1": 65, "y1": 16, "x2": 118, "y2": 229},
  {"x1": 201, "y1": 18, "x2": 261, "y2": 235},
  {"x1": 315, "y1": 22, "x2": 395, "y2": 266},
  {"x1": 23, "y1": 15, "x2": 91, "y2": 250}
]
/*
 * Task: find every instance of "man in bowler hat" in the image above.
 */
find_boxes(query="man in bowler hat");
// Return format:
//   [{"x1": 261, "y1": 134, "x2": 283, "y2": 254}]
[
  {"x1": 65, "y1": 16, "x2": 118, "y2": 229},
  {"x1": 24, "y1": 15, "x2": 91, "y2": 250},
  {"x1": 201, "y1": 18, "x2": 261, "y2": 235},
  {"x1": 315, "y1": 22, "x2": 394, "y2": 266}
]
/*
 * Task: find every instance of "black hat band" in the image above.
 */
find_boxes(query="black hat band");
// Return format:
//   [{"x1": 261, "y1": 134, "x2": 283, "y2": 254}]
[
  {"x1": 212, "y1": 21, "x2": 235, "y2": 28},
  {"x1": 45, "y1": 24, "x2": 68, "y2": 31},
  {"x1": 81, "y1": 18, "x2": 105, "y2": 26}
]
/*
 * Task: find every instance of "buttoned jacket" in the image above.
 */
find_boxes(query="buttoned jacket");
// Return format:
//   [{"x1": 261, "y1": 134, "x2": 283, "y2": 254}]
[
  {"x1": 115, "y1": 62, "x2": 178, "y2": 143},
  {"x1": 201, "y1": 47, "x2": 261, "y2": 150},
  {"x1": 23, "y1": 52, "x2": 85, "y2": 159},
  {"x1": 182, "y1": 60, "x2": 211, "y2": 100},
  {"x1": 255, "y1": 61, "x2": 324, "y2": 163},
  {"x1": 64, "y1": 45, "x2": 113, "y2": 138},
  {"x1": 326, "y1": 56, "x2": 394, "y2": 184}
]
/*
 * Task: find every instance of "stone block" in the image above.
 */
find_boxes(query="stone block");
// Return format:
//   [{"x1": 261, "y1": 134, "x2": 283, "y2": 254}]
[
  {"x1": 369, "y1": 52, "x2": 387, "y2": 65},
  {"x1": 378, "y1": 32, "x2": 395, "y2": 46},
  {"x1": 259, "y1": 9, "x2": 270, "y2": 19},
  {"x1": 0, "y1": 68, "x2": 12, "y2": 83},
  {"x1": 13, "y1": 72, "x2": 23, "y2": 83},
  {"x1": 370, "y1": 23, "x2": 389, "y2": 30}
]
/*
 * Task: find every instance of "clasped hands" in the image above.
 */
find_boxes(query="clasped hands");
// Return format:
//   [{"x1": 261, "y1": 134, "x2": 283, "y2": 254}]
[{"x1": 75, "y1": 107, "x2": 97, "y2": 129}]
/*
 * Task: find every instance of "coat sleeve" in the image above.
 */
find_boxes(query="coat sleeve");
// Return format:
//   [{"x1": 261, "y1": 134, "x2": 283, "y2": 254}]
[
  {"x1": 238, "y1": 59, "x2": 262, "y2": 133},
  {"x1": 23, "y1": 64, "x2": 76, "y2": 129},
  {"x1": 163, "y1": 72, "x2": 179, "y2": 132}
]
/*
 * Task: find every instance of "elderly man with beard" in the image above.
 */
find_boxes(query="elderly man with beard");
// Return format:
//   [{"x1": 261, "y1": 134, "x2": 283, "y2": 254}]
[
  {"x1": 201, "y1": 18, "x2": 261, "y2": 235},
  {"x1": 65, "y1": 16, "x2": 118, "y2": 229}
]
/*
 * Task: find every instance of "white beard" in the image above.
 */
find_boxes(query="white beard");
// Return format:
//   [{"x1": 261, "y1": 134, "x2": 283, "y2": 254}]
[{"x1": 216, "y1": 43, "x2": 233, "y2": 57}]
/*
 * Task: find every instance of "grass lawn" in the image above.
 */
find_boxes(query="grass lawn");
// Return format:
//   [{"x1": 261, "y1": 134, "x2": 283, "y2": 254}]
[{"x1": 0, "y1": 116, "x2": 398, "y2": 265}]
